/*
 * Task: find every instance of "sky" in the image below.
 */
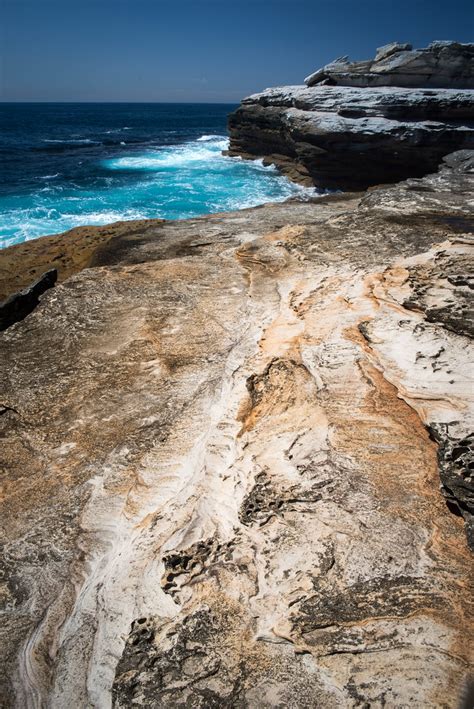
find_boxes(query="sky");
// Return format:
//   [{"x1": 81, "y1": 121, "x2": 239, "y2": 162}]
[{"x1": 1, "y1": 0, "x2": 473, "y2": 102}]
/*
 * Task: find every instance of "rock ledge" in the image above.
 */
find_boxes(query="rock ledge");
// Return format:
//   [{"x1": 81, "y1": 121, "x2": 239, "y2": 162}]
[
  {"x1": 228, "y1": 41, "x2": 474, "y2": 189},
  {"x1": 304, "y1": 41, "x2": 474, "y2": 89},
  {"x1": 1, "y1": 153, "x2": 473, "y2": 708}
]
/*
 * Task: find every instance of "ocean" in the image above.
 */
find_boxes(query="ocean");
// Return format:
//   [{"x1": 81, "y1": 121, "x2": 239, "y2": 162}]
[{"x1": 0, "y1": 103, "x2": 313, "y2": 249}]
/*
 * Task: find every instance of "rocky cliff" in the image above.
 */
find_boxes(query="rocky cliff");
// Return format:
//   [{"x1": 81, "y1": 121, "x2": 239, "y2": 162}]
[
  {"x1": 228, "y1": 42, "x2": 474, "y2": 189},
  {"x1": 1, "y1": 152, "x2": 473, "y2": 707},
  {"x1": 304, "y1": 41, "x2": 474, "y2": 89}
]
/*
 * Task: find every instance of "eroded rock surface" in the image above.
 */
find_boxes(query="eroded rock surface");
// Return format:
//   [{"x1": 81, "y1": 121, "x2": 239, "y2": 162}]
[
  {"x1": 228, "y1": 51, "x2": 474, "y2": 189},
  {"x1": 304, "y1": 41, "x2": 474, "y2": 89},
  {"x1": 0, "y1": 154, "x2": 473, "y2": 707}
]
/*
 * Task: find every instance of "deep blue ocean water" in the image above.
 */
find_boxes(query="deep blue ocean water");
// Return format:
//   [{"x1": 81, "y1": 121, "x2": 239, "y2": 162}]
[{"x1": 0, "y1": 103, "x2": 313, "y2": 248}]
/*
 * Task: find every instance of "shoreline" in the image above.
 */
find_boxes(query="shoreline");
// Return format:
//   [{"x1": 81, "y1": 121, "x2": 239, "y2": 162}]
[
  {"x1": 0, "y1": 190, "x2": 342, "y2": 302},
  {"x1": 0, "y1": 114, "x2": 309, "y2": 250},
  {"x1": 1, "y1": 153, "x2": 473, "y2": 705}
]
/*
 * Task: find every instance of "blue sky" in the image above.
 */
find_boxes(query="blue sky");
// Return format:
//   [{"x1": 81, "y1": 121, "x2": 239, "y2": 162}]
[{"x1": 1, "y1": 0, "x2": 473, "y2": 102}]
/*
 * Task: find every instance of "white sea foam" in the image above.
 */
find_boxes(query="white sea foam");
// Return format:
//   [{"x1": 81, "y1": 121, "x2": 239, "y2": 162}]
[
  {"x1": 105, "y1": 127, "x2": 132, "y2": 134},
  {"x1": 61, "y1": 209, "x2": 146, "y2": 226},
  {"x1": 0, "y1": 207, "x2": 147, "y2": 247},
  {"x1": 1, "y1": 133, "x2": 318, "y2": 248},
  {"x1": 105, "y1": 137, "x2": 229, "y2": 170},
  {"x1": 43, "y1": 138, "x2": 99, "y2": 145},
  {"x1": 197, "y1": 134, "x2": 226, "y2": 142}
]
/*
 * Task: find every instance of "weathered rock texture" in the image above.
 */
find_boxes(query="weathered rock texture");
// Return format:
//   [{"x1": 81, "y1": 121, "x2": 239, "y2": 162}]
[
  {"x1": 0, "y1": 219, "x2": 156, "y2": 302},
  {"x1": 228, "y1": 83, "x2": 474, "y2": 189},
  {"x1": 228, "y1": 41, "x2": 474, "y2": 191},
  {"x1": 304, "y1": 41, "x2": 474, "y2": 89},
  {"x1": 1, "y1": 153, "x2": 473, "y2": 707}
]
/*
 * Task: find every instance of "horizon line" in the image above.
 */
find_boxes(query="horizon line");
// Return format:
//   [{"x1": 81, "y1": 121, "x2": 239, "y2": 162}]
[{"x1": 0, "y1": 100, "x2": 241, "y2": 105}]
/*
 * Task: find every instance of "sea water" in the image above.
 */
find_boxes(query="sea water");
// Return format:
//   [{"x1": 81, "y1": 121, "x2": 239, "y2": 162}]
[{"x1": 0, "y1": 103, "x2": 314, "y2": 248}]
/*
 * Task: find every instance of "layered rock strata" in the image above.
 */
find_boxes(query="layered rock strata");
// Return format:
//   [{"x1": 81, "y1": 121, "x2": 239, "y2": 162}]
[
  {"x1": 1, "y1": 153, "x2": 473, "y2": 707},
  {"x1": 304, "y1": 41, "x2": 474, "y2": 89},
  {"x1": 228, "y1": 82, "x2": 474, "y2": 189},
  {"x1": 228, "y1": 42, "x2": 474, "y2": 190}
]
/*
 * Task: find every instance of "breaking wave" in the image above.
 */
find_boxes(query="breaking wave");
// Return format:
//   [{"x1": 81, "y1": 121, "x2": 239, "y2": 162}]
[{"x1": 0, "y1": 134, "x2": 315, "y2": 248}]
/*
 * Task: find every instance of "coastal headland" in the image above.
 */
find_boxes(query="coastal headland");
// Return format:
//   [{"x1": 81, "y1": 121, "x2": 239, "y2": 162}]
[{"x1": 228, "y1": 42, "x2": 474, "y2": 189}]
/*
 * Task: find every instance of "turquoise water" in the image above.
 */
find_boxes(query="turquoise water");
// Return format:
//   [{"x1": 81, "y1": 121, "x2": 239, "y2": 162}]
[{"x1": 0, "y1": 104, "x2": 314, "y2": 248}]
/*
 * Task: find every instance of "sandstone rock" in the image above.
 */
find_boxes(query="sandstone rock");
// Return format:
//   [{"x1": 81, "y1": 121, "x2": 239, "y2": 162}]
[
  {"x1": 227, "y1": 84, "x2": 474, "y2": 189},
  {"x1": 0, "y1": 219, "x2": 158, "y2": 302},
  {"x1": 305, "y1": 40, "x2": 474, "y2": 89},
  {"x1": 375, "y1": 42, "x2": 413, "y2": 62},
  {"x1": 0, "y1": 154, "x2": 473, "y2": 707}
]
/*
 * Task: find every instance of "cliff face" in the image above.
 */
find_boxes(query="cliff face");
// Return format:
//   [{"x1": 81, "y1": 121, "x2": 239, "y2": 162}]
[
  {"x1": 227, "y1": 42, "x2": 474, "y2": 190},
  {"x1": 1, "y1": 153, "x2": 473, "y2": 707}
]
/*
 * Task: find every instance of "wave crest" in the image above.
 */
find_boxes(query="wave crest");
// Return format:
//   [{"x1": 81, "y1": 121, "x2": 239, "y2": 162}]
[
  {"x1": 197, "y1": 134, "x2": 226, "y2": 142},
  {"x1": 105, "y1": 137, "x2": 229, "y2": 171},
  {"x1": 1, "y1": 133, "x2": 317, "y2": 248}
]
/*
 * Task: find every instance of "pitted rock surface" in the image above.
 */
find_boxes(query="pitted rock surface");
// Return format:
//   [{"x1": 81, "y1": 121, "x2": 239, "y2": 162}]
[{"x1": 1, "y1": 154, "x2": 473, "y2": 707}]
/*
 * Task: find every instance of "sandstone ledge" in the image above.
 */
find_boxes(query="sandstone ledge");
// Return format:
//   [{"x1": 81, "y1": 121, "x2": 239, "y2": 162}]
[
  {"x1": 0, "y1": 154, "x2": 473, "y2": 707},
  {"x1": 228, "y1": 84, "x2": 474, "y2": 190},
  {"x1": 304, "y1": 41, "x2": 474, "y2": 89}
]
